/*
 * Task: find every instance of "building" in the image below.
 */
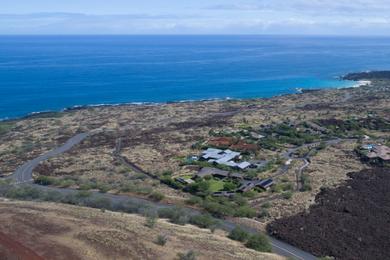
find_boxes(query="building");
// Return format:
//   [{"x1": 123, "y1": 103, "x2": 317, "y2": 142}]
[
  {"x1": 201, "y1": 148, "x2": 252, "y2": 170},
  {"x1": 176, "y1": 177, "x2": 195, "y2": 185},
  {"x1": 236, "y1": 178, "x2": 274, "y2": 193},
  {"x1": 196, "y1": 167, "x2": 229, "y2": 179}
]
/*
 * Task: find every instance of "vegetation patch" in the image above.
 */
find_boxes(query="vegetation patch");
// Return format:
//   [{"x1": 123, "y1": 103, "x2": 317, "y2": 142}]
[{"x1": 0, "y1": 122, "x2": 15, "y2": 136}]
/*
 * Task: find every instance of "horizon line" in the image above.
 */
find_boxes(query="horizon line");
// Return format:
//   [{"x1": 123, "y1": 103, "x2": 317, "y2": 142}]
[{"x1": 1, "y1": 33, "x2": 390, "y2": 38}]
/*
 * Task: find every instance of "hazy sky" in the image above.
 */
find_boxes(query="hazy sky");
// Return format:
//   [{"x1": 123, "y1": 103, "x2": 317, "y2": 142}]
[{"x1": 1, "y1": 0, "x2": 390, "y2": 35}]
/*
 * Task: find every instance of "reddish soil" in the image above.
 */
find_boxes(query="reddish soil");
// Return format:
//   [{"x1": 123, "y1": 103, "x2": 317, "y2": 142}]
[
  {"x1": 0, "y1": 231, "x2": 43, "y2": 260},
  {"x1": 267, "y1": 168, "x2": 390, "y2": 260},
  {"x1": 208, "y1": 137, "x2": 236, "y2": 148},
  {"x1": 208, "y1": 137, "x2": 258, "y2": 153},
  {"x1": 230, "y1": 140, "x2": 258, "y2": 153}
]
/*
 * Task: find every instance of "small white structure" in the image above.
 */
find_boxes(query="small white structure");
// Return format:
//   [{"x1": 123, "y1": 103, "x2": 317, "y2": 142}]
[
  {"x1": 285, "y1": 159, "x2": 292, "y2": 166},
  {"x1": 237, "y1": 162, "x2": 251, "y2": 170}
]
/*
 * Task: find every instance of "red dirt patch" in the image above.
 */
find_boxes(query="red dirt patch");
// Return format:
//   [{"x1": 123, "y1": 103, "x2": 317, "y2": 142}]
[
  {"x1": 208, "y1": 137, "x2": 258, "y2": 153},
  {"x1": 230, "y1": 140, "x2": 259, "y2": 153},
  {"x1": 0, "y1": 231, "x2": 43, "y2": 260},
  {"x1": 208, "y1": 137, "x2": 236, "y2": 148}
]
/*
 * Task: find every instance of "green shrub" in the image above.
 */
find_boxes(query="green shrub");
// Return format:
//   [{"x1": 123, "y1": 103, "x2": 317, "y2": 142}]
[
  {"x1": 158, "y1": 207, "x2": 188, "y2": 225},
  {"x1": 78, "y1": 182, "x2": 97, "y2": 191},
  {"x1": 188, "y1": 180, "x2": 211, "y2": 195},
  {"x1": 5, "y1": 186, "x2": 43, "y2": 200},
  {"x1": 58, "y1": 179, "x2": 75, "y2": 188},
  {"x1": 233, "y1": 194, "x2": 248, "y2": 206},
  {"x1": 228, "y1": 227, "x2": 250, "y2": 242},
  {"x1": 300, "y1": 174, "x2": 312, "y2": 192},
  {"x1": 97, "y1": 183, "x2": 111, "y2": 193},
  {"x1": 177, "y1": 250, "x2": 196, "y2": 260},
  {"x1": 85, "y1": 197, "x2": 112, "y2": 210},
  {"x1": 271, "y1": 182, "x2": 293, "y2": 193},
  {"x1": 282, "y1": 191, "x2": 293, "y2": 200},
  {"x1": 43, "y1": 190, "x2": 64, "y2": 202},
  {"x1": 34, "y1": 176, "x2": 58, "y2": 186},
  {"x1": 115, "y1": 200, "x2": 144, "y2": 214},
  {"x1": 189, "y1": 214, "x2": 217, "y2": 229},
  {"x1": 242, "y1": 190, "x2": 257, "y2": 198},
  {"x1": 185, "y1": 196, "x2": 203, "y2": 205},
  {"x1": 234, "y1": 206, "x2": 256, "y2": 218},
  {"x1": 61, "y1": 193, "x2": 82, "y2": 205},
  {"x1": 261, "y1": 202, "x2": 272, "y2": 208},
  {"x1": 245, "y1": 233, "x2": 272, "y2": 252},
  {"x1": 155, "y1": 234, "x2": 168, "y2": 246},
  {"x1": 160, "y1": 177, "x2": 184, "y2": 190},
  {"x1": 76, "y1": 190, "x2": 92, "y2": 198},
  {"x1": 223, "y1": 181, "x2": 237, "y2": 191},
  {"x1": 258, "y1": 209, "x2": 270, "y2": 218},
  {"x1": 145, "y1": 214, "x2": 157, "y2": 228},
  {"x1": 201, "y1": 199, "x2": 234, "y2": 217},
  {"x1": 149, "y1": 191, "x2": 165, "y2": 202}
]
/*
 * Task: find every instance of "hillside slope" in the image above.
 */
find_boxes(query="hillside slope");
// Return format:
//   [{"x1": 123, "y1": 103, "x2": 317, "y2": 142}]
[{"x1": 0, "y1": 199, "x2": 283, "y2": 260}]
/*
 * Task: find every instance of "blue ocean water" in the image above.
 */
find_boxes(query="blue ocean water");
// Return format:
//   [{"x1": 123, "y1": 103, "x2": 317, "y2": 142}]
[{"x1": 1, "y1": 35, "x2": 390, "y2": 120}]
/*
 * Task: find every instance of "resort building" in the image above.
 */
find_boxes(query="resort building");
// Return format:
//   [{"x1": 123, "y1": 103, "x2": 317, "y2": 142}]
[{"x1": 201, "y1": 148, "x2": 252, "y2": 170}]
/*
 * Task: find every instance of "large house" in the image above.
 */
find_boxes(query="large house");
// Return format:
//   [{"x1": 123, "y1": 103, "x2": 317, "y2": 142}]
[{"x1": 201, "y1": 148, "x2": 252, "y2": 170}]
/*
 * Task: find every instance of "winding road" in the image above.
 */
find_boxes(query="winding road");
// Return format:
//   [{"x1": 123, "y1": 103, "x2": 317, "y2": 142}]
[
  {"x1": 3, "y1": 132, "x2": 318, "y2": 260},
  {"x1": 7, "y1": 133, "x2": 89, "y2": 184}
]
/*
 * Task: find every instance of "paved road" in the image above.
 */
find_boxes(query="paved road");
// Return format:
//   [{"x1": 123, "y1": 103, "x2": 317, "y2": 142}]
[
  {"x1": 7, "y1": 133, "x2": 89, "y2": 184},
  {"x1": 296, "y1": 158, "x2": 310, "y2": 191},
  {"x1": 4, "y1": 133, "x2": 317, "y2": 260}
]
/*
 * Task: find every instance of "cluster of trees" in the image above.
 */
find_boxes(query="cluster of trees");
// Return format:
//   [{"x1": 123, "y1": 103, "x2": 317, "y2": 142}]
[
  {"x1": 0, "y1": 185, "x2": 219, "y2": 233},
  {"x1": 228, "y1": 227, "x2": 272, "y2": 252},
  {"x1": 260, "y1": 123, "x2": 319, "y2": 149},
  {"x1": 35, "y1": 175, "x2": 114, "y2": 193},
  {"x1": 186, "y1": 194, "x2": 256, "y2": 218}
]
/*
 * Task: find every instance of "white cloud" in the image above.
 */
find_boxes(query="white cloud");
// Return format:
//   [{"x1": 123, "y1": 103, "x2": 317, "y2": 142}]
[{"x1": 1, "y1": 1, "x2": 390, "y2": 35}]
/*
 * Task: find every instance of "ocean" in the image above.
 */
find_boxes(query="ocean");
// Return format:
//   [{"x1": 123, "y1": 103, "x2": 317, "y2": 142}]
[{"x1": 1, "y1": 35, "x2": 390, "y2": 120}]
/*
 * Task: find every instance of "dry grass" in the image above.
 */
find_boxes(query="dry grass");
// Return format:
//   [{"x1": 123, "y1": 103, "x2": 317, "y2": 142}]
[{"x1": 0, "y1": 199, "x2": 284, "y2": 260}]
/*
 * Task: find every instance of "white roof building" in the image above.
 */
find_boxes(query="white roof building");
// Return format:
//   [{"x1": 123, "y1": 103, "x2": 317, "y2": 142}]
[
  {"x1": 201, "y1": 148, "x2": 251, "y2": 170},
  {"x1": 237, "y1": 162, "x2": 251, "y2": 170}
]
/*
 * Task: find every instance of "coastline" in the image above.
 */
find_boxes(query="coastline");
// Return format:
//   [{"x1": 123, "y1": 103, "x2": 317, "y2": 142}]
[
  {"x1": 351, "y1": 80, "x2": 372, "y2": 88},
  {"x1": 0, "y1": 75, "x2": 370, "y2": 123}
]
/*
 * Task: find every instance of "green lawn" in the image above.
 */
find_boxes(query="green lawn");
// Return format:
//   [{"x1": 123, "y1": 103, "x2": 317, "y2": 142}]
[{"x1": 206, "y1": 179, "x2": 225, "y2": 192}]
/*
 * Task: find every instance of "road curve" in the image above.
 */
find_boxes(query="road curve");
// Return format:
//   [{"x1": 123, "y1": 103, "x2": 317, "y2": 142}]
[
  {"x1": 5, "y1": 133, "x2": 317, "y2": 260},
  {"x1": 7, "y1": 133, "x2": 89, "y2": 184}
]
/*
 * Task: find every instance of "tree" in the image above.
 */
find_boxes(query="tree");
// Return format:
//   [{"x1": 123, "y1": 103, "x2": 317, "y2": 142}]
[
  {"x1": 223, "y1": 181, "x2": 237, "y2": 191},
  {"x1": 245, "y1": 234, "x2": 272, "y2": 252},
  {"x1": 228, "y1": 227, "x2": 249, "y2": 242},
  {"x1": 189, "y1": 214, "x2": 217, "y2": 229},
  {"x1": 149, "y1": 191, "x2": 165, "y2": 201}
]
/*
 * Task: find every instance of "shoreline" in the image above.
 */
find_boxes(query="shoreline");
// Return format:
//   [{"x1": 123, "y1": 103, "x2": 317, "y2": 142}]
[{"x1": 0, "y1": 76, "x2": 369, "y2": 123}]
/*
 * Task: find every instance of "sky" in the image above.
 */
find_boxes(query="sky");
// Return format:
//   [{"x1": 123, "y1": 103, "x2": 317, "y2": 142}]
[{"x1": 1, "y1": 0, "x2": 390, "y2": 35}]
